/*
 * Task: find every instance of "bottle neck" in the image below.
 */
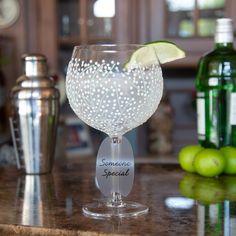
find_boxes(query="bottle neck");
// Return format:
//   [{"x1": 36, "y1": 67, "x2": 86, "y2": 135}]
[
  {"x1": 214, "y1": 42, "x2": 234, "y2": 50},
  {"x1": 214, "y1": 30, "x2": 234, "y2": 49}
]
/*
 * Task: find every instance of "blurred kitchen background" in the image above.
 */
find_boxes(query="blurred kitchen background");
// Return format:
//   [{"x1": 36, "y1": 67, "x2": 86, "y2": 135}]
[{"x1": 0, "y1": 0, "x2": 234, "y2": 159}]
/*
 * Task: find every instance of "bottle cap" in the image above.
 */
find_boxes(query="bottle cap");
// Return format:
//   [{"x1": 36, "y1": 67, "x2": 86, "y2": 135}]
[{"x1": 215, "y1": 18, "x2": 234, "y2": 43}]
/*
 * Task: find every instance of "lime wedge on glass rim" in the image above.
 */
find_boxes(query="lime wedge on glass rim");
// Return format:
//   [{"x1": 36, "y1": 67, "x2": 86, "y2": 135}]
[{"x1": 125, "y1": 40, "x2": 185, "y2": 69}]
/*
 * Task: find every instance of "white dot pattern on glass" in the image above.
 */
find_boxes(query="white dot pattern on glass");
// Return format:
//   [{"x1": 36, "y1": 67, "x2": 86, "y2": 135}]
[{"x1": 66, "y1": 58, "x2": 163, "y2": 137}]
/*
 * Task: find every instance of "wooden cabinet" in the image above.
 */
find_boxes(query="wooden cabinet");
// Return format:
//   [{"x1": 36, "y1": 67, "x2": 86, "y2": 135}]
[
  {"x1": 45, "y1": 0, "x2": 234, "y2": 70},
  {"x1": 2, "y1": 0, "x2": 236, "y2": 82},
  {"x1": 57, "y1": 0, "x2": 117, "y2": 74},
  {"x1": 58, "y1": 0, "x2": 115, "y2": 45},
  {"x1": 140, "y1": 0, "x2": 236, "y2": 67},
  {"x1": 27, "y1": 0, "x2": 139, "y2": 74}
]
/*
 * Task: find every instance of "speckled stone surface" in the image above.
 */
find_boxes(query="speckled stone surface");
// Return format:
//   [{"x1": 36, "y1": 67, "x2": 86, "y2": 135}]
[{"x1": 0, "y1": 158, "x2": 233, "y2": 235}]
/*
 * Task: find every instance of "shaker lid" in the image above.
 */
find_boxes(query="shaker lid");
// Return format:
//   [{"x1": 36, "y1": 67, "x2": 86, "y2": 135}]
[
  {"x1": 11, "y1": 53, "x2": 60, "y2": 100},
  {"x1": 22, "y1": 53, "x2": 48, "y2": 77},
  {"x1": 23, "y1": 53, "x2": 46, "y2": 61}
]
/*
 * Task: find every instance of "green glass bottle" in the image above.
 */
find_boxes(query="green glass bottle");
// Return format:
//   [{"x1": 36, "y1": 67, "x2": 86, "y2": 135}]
[{"x1": 196, "y1": 18, "x2": 236, "y2": 148}]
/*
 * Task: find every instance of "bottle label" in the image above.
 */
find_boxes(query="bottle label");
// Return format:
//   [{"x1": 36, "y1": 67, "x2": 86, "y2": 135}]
[
  {"x1": 197, "y1": 92, "x2": 205, "y2": 140},
  {"x1": 230, "y1": 93, "x2": 236, "y2": 125}
]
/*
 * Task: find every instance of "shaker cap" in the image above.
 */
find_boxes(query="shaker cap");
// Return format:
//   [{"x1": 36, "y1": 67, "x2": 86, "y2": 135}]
[
  {"x1": 11, "y1": 53, "x2": 60, "y2": 100},
  {"x1": 22, "y1": 53, "x2": 48, "y2": 76},
  {"x1": 23, "y1": 53, "x2": 46, "y2": 60}
]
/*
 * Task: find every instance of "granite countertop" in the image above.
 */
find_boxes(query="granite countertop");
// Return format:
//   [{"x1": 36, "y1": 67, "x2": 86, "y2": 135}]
[{"x1": 0, "y1": 157, "x2": 235, "y2": 235}]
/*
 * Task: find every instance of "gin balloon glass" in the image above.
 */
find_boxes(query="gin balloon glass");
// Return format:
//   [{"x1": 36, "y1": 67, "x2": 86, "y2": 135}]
[{"x1": 66, "y1": 44, "x2": 163, "y2": 218}]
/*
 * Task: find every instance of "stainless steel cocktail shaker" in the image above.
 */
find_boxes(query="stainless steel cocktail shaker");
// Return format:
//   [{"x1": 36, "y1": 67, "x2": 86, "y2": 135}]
[{"x1": 10, "y1": 54, "x2": 60, "y2": 174}]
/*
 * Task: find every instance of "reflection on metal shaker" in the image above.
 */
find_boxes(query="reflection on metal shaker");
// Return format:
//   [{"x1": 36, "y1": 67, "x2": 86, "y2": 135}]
[
  {"x1": 16, "y1": 175, "x2": 56, "y2": 226},
  {"x1": 10, "y1": 54, "x2": 60, "y2": 174}
]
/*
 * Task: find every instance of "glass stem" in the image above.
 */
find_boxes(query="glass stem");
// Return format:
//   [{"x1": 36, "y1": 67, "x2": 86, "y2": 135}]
[
  {"x1": 110, "y1": 136, "x2": 124, "y2": 207},
  {"x1": 110, "y1": 192, "x2": 124, "y2": 207}
]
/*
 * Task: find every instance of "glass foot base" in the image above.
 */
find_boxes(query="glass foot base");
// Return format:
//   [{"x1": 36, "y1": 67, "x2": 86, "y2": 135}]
[{"x1": 82, "y1": 200, "x2": 149, "y2": 219}]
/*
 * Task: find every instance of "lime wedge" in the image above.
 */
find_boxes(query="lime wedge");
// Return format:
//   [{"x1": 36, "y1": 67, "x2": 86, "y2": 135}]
[{"x1": 126, "y1": 40, "x2": 185, "y2": 69}]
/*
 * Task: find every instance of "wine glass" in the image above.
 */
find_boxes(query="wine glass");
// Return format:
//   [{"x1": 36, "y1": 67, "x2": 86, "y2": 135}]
[{"x1": 66, "y1": 44, "x2": 163, "y2": 218}]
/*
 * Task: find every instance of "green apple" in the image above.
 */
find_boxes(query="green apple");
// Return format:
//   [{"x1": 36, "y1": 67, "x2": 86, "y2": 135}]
[
  {"x1": 179, "y1": 173, "x2": 200, "y2": 198},
  {"x1": 194, "y1": 177, "x2": 225, "y2": 205},
  {"x1": 220, "y1": 146, "x2": 236, "y2": 175},
  {"x1": 178, "y1": 145, "x2": 203, "y2": 173},
  {"x1": 193, "y1": 148, "x2": 225, "y2": 177}
]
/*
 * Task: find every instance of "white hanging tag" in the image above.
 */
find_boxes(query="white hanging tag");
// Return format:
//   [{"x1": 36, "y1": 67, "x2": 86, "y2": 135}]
[{"x1": 96, "y1": 136, "x2": 134, "y2": 197}]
